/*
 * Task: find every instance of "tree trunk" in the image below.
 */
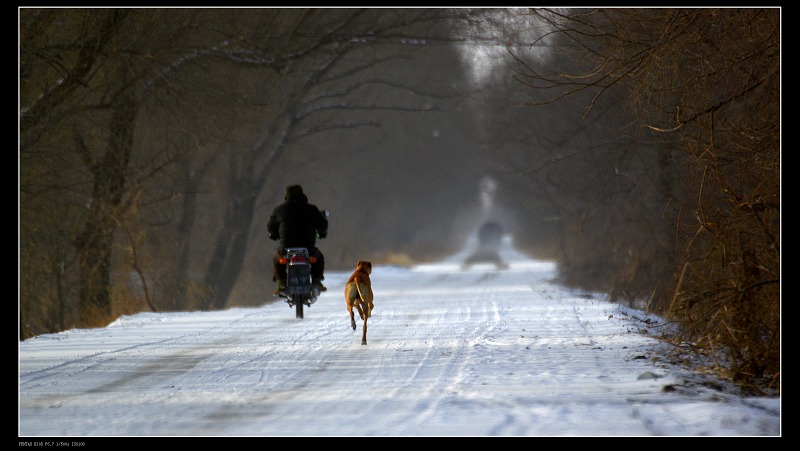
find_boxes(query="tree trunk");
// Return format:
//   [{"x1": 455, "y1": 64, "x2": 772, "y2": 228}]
[
  {"x1": 75, "y1": 94, "x2": 139, "y2": 326},
  {"x1": 203, "y1": 171, "x2": 259, "y2": 310}
]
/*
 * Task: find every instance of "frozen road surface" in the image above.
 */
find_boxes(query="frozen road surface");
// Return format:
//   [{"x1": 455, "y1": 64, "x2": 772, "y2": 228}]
[{"x1": 19, "y1": 237, "x2": 781, "y2": 437}]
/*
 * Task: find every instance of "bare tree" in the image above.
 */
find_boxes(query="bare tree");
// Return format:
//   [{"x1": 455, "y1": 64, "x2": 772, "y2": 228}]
[
  {"x1": 20, "y1": 7, "x2": 487, "y2": 337},
  {"x1": 501, "y1": 7, "x2": 780, "y2": 390},
  {"x1": 21, "y1": 9, "x2": 142, "y2": 332},
  {"x1": 20, "y1": 8, "x2": 285, "y2": 332},
  {"x1": 156, "y1": 8, "x2": 478, "y2": 309}
]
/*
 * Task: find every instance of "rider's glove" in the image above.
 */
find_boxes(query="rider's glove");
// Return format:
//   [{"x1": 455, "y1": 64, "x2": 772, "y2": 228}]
[
  {"x1": 269, "y1": 234, "x2": 277, "y2": 240},
  {"x1": 318, "y1": 232, "x2": 327, "y2": 239}
]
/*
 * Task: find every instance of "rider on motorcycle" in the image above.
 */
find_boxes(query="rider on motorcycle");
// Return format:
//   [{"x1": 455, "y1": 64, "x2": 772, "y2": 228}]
[{"x1": 268, "y1": 185, "x2": 328, "y2": 295}]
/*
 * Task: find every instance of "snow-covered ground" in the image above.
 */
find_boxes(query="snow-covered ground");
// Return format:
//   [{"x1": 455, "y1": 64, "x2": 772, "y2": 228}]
[{"x1": 18, "y1": 236, "x2": 781, "y2": 437}]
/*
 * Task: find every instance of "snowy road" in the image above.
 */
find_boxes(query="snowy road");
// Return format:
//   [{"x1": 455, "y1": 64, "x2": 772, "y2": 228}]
[{"x1": 18, "y1": 239, "x2": 781, "y2": 437}]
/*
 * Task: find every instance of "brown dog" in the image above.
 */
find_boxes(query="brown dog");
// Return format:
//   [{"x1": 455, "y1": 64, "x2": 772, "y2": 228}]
[{"x1": 344, "y1": 260, "x2": 374, "y2": 345}]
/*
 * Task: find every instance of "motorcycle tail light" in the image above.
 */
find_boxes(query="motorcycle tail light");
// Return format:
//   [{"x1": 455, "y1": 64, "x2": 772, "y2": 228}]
[{"x1": 290, "y1": 255, "x2": 308, "y2": 264}]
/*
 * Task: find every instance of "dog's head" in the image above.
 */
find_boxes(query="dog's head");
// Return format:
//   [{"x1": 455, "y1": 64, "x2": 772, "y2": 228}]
[{"x1": 356, "y1": 260, "x2": 372, "y2": 275}]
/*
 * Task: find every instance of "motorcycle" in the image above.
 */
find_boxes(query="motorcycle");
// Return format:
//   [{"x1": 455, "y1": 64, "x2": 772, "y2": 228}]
[
  {"x1": 276, "y1": 247, "x2": 320, "y2": 319},
  {"x1": 275, "y1": 210, "x2": 329, "y2": 319}
]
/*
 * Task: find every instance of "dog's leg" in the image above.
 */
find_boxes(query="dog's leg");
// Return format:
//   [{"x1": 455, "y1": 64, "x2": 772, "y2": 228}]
[
  {"x1": 355, "y1": 282, "x2": 368, "y2": 320},
  {"x1": 361, "y1": 317, "x2": 368, "y2": 345},
  {"x1": 347, "y1": 299, "x2": 356, "y2": 330}
]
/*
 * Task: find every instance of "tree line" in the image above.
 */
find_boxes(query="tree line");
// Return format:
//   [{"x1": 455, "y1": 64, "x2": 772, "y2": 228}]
[{"x1": 500, "y1": 8, "x2": 780, "y2": 392}]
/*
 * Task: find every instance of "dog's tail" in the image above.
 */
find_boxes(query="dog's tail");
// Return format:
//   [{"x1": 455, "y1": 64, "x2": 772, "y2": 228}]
[
  {"x1": 353, "y1": 276, "x2": 371, "y2": 318},
  {"x1": 354, "y1": 276, "x2": 366, "y2": 304},
  {"x1": 345, "y1": 276, "x2": 364, "y2": 302}
]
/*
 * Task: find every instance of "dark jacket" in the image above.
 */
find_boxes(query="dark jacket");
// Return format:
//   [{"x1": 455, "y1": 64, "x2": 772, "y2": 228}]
[{"x1": 267, "y1": 194, "x2": 328, "y2": 251}]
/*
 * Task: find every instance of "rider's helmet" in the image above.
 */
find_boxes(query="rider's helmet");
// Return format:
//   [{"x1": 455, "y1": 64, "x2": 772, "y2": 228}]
[{"x1": 285, "y1": 185, "x2": 305, "y2": 201}]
